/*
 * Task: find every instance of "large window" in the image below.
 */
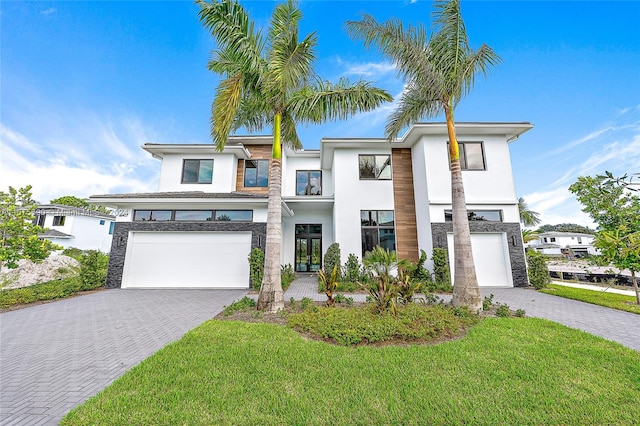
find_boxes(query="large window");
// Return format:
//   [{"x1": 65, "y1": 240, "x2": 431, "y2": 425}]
[
  {"x1": 52, "y1": 216, "x2": 66, "y2": 226},
  {"x1": 244, "y1": 159, "x2": 269, "y2": 187},
  {"x1": 444, "y1": 209, "x2": 502, "y2": 222},
  {"x1": 182, "y1": 159, "x2": 213, "y2": 184},
  {"x1": 361, "y1": 210, "x2": 396, "y2": 255},
  {"x1": 296, "y1": 170, "x2": 322, "y2": 195},
  {"x1": 359, "y1": 155, "x2": 392, "y2": 180},
  {"x1": 452, "y1": 142, "x2": 485, "y2": 170},
  {"x1": 133, "y1": 209, "x2": 252, "y2": 222}
]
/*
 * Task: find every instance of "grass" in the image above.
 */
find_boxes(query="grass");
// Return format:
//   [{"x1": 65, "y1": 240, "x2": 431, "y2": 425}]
[
  {"x1": 540, "y1": 284, "x2": 640, "y2": 315},
  {"x1": 62, "y1": 318, "x2": 640, "y2": 425}
]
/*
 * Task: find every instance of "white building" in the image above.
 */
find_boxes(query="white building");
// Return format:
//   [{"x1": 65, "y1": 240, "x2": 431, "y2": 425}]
[
  {"x1": 528, "y1": 231, "x2": 598, "y2": 258},
  {"x1": 90, "y1": 122, "x2": 533, "y2": 289},
  {"x1": 35, "y1": 204, "x2": 115, "y2": 252}
]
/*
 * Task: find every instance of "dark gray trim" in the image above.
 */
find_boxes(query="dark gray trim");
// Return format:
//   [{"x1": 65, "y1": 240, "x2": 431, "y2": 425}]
[
  {"x1": 106, "y1": 221, "x2": 267, "y2": 289},
  {"x1": 431, "y1": 222, "x2": 528, "y2": 287}
]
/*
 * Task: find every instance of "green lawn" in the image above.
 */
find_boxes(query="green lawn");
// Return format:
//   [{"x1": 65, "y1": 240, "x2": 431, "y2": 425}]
[
  {"x1": 540, "y1": 284, "x2": 640, "y2": 314},
  {"x1": 62, "y1": 318, "x2": 640, "y2": 425}
]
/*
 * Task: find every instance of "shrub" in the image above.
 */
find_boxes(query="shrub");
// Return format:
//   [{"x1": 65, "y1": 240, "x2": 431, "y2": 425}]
[
  {"x1": 515, "y1": 309, "x2": 526, "y2": 318},
  {"x1": 223, "y1": 296, "x2": 256, "y2": 316},
  {"x1": 78, "y1": 250, "x2": 108, "y2": 291},
  {"x1": 432, "y1": 248, "x2": 451, "y2": 289},
  {"x1": 0, "y1": 276, "x2": 83, "y2": 309},
  {"x1": 344, "y1": 253, "x2": 360, "y2": 283},
  {"x1": 495, "y1": 303, "x2": 511, "y2": 318},
  {"x1": 361, "y1": 247, "x2": 400, "y2": 314},
  {"x1": 527, "y1": 251, "x2": 551, "y2": 290},
  {"x1": 411, "y1": 250, "x2": 433, "y2": 283},
  {"x1": 61, "y1": 247, "x2": 83, "y2": 261},
  {"x1": 397, "y1": 261, "x2": 421, "y2": 304},
  {"x1": 483, "y1": 294, "x2": 494, "y2": 311},
  {"x1": 281, "y1": 264, "x2": 296, "y2": 291},
  {"x1": 323, "y1": 243, "x2": 341, "y2": 281},
  {"x1": 248, "y1": 248, "x2": 265, "y2": 290}
]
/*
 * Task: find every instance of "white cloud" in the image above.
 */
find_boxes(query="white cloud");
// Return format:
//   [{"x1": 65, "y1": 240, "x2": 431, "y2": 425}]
[
  {"x1": 334, "y1": 56, "x2": 397, "y2": 79},
  {"x1": 40, "y1": 8, "x2": 56, "y2": 16}
]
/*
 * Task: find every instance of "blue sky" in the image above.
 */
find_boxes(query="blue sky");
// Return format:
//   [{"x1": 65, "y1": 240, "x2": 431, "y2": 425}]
[{"x1": 1, "y1": 0, "x2": 639, "y2": 228}]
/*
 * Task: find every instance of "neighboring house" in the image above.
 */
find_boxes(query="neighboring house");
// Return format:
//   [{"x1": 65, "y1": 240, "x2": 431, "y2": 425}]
[
  {"x1": 90, "y1": 122, "x2": 533, "y2": 289},
  {"x1": 527, "y1": 232, "x2": 598, "y2": 258},
  {"x1": 35, "y1": 204, "x2": 115, "y2": 253}
]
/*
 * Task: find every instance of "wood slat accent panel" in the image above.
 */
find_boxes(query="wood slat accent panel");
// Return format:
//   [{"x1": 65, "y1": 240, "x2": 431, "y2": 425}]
[
  {"x1": 392, "y1": 148, "x2": 419, "y2": 261},
  {"x1": 235, "y1": 145, "x2": 272, "y2": 194}
]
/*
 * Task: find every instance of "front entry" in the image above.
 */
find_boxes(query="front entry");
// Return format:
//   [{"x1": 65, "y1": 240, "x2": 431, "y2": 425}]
[{"x1": 295, "y1": 224, "x2": 322, "y2": 272}]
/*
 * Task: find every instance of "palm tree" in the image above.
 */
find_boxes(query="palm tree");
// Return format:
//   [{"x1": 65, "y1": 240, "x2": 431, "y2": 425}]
[
  {"x1": 346, "y1": 0, "x2": 500, "y2": 312},
  {"x1": 518, "y1": 197, "x2": 542, "y2": 228},
  {"x1": 521, "y1": 229, "x2": 539, "y2": 244},
  {"x1": 197, "y1": 0, "x2": 391, "y2": 312}
]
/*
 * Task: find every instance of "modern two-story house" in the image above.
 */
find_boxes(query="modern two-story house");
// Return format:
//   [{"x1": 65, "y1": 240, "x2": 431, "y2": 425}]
[
  {"x1": 90, "y1": 122, "x2": 532, "y2": 289},
  {"x1": 527, "y1": 231, "x2": 598, "y2": 258}
]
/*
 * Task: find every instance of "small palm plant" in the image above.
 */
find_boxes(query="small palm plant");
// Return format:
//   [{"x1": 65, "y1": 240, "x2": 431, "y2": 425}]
[
  {"x1": 396, "y1": 261, "x2": 421, "y2": 304},
  {"x1": 361, "y1": 246, "x2": 400, "y2": 315},
  {"x1": 318, "y1": 264, "x2": 340, "y2": 307}
]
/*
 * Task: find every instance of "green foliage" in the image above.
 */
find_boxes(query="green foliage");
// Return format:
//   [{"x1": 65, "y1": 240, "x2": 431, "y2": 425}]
[
  {"x1": 432, "y1": 248, "x2": 451, "y2": 289},
  {"x1": 50, "y1": 195, "x2": 112, "y2": 215},
  {"x1": 535, "y1": 223, "x2": 596, "y2": 234},
  {"x1": 323, "y1": 243, "x2": 341, "y2": 281},
  {"x1": 333, "y1": 294, "x2": 354, "y2": 306},
  {"x1": 343, "y1": 253, "x2": 360, "y2": 283},
  {"x1": 0, "y1": 185, "x2": 62, "y2": 269},
  {"x1": 0, "y1": 277, "x2": 84, "y2": 308},
  {"x1": 482, "y1": 294, "x2": 494, "y2": 311},
  {"x1": 518, "y1": 197, "x2": 541, "y2": 227},
  {"x1": 495, "y1": 304, "x2": 511, "y2": 318},
  {"x1": 360, "y1": 246, "x2": 400, "y2": 314},
  {"x1": 300, "y1": 297, "x2": 313, "y2": 311},
  {"x1": 78, "y1": 250, "x2": 108, "y2": 291},
  {"x1": 62, "y1": 247, "x2": 83, "y2": 261},
  {"x1": 280, "y1": 264, "x2": 296, "y2": 291},
  {"x1": 515, "y1": 309, "x2": 526, "y2": 318},
  {"x1": 527, "y1": 250, "x2": 551, "y2": 290},
  {"x1": 397, "y1": 261, "x2": 421, "y2": 304},
  {"x1": 288, "y1": 303, "x2": 479, "y2": 346},
  {"x1": 222, "y1": 296, "x2": 256, "y2": 316},
  {"x1": 248, "y1": 248, "x2": 265, "y2": 290},
  {"x1": 540, "y1": 284, "x2": 640, "y2": 315},
  {"x1": 411, "y1": 250, "x2": 433, "y2": 283},
  {"x1": 318, "y1": 264, "x2": 340, "y2": 307}
]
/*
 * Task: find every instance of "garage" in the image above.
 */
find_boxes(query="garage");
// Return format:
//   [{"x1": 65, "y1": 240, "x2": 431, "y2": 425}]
[
  {"x1": 446, "y1": 233, "x2": 513, "y2": 287},
  {"x1": 121, "y1": 232, "x2": 252, "y2": 289}
]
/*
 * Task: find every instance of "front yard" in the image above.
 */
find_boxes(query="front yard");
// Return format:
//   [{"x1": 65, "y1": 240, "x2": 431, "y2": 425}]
[{"x1": 62, "y1": 314, "x2": 640, "y2": 425}]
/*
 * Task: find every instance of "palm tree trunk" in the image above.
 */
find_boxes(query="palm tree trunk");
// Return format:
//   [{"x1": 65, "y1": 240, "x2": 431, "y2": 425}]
[
  {"x1": 445, "y1": 105, "x2": 482, "y2": 312},
  {"x1": 257, "y1": 114, "x2": 285, "y2": 312}
]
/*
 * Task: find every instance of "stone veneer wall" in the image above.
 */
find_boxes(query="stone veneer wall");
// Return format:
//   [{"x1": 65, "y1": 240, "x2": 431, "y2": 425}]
[
  {"x1": 106, "y1": 221, "x2": 267, "y2": 288},
  {"x1": 430, "y1": 222, "x2": 528, "y2": 287}
]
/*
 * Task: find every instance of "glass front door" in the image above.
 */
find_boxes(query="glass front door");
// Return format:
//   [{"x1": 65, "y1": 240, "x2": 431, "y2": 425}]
[{"x1": 295, "y1": 224, "x2": 322, "y2": 272}]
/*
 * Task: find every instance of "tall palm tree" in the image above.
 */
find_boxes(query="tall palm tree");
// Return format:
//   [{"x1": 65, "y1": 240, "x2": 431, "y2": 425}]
[
  {"x1": 518, "y1": 197, "x2": 542, "y2": 228},
  {"x1": 347, "y1": 0, "x2": 501, "y2": 312},
  {"x1": 197, "y1": 0, "x2": 391, "y2": 312}
]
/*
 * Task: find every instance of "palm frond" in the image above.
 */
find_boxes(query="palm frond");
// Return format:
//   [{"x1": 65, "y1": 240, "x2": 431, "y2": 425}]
[
  {"x1": 385, "y1": 81, "x2": 442, "y2": 139},
  {"x1": 289, "y1": 78, "x2": 392, "y2": 124},
  {"x1": 268, "y1": 0, "x2": 301, "y2": 47},
  {"x1": 211, "y1": 74, "x2": 242, "y2": 151},
  {"x1": 268, "y1": 31, "x2": 318, "y2": 96},
  {"x1": 232, "y1": 93, "x2": 270, "y2": 133},
  {"x1": 280, "y1": 112, "x2": 302, "y2": 150}
]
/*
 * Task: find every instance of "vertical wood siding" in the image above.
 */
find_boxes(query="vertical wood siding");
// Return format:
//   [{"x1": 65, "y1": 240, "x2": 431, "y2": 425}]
[{"x1": 392, "y1": 148, "x2": 419, "y2": 261}]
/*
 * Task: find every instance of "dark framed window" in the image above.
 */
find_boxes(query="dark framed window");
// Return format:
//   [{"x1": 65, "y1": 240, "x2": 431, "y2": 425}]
[
  {"x1": 108, "y1": 222, "x2": 115, "y2": 235},
  {"x1": 244, "y1": 159, "x2": 269, "y2": 187},
  {"x1": 52, "y1": 216, "x2": 66, "y2": 226},
  {"x1": 182, "y1": 159, "x2": 213, "y2": 184},
  {"x1": 448, "y1": 141, "x2": 485, "y2": 170},
  {"x1": 444, "y1": 209, "x2": 502, "y2": 222},
  {"x1": 296, "y1": 170, "x2": 322, "y2": 195},
  {"x1": 361, "y1": 210, "x2": 396, "y2": 256},
  {"x1": 359, "y1": 155, "x2": 392, "y2": 180},
  {"x1": 133, "y1": 210, "x2": 253, "y2": 222}
]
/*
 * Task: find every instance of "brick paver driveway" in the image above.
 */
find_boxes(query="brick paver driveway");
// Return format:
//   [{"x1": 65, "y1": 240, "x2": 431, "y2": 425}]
[{"x1": 0, "y1": 288, "x2": 247, "y2": 425}]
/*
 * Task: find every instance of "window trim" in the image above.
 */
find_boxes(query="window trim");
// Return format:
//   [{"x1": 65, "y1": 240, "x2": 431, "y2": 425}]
[
  {"x1": 181, "y1": 159, "x2": 214, "y2": 184},
  {"x1": 358, "y1": 154, "x2": 392, "y2": 180},
  {"x1": 448, "y1": 141, "x2": 486, "y2": 171},
  {"x1": 243, "y1": 159, "x2": 269, "y2": 188},
  {"x1": 295, "y1": 170, "x2": 322, "y2": 196}
]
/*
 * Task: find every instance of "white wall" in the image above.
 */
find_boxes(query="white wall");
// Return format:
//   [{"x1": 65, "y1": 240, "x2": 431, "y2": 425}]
[
  {"x1": 281, "y1": 155, "x2": 324, "y2": 197},
  {"x1": 411, "y1": 141, "x2": 434, "y2": 267},
  {"x1": 158, "y1": 153, "x2": 237, "y2": 193},
  {"x1": 332, "y1": 148, "x2": 395, "y2": 262},
  {"x1": 281, "y1": 207, "x2": 334, "y2": 266},
  {"x1": 46, "y1": 214, "x2": 113, "y2": 252}
]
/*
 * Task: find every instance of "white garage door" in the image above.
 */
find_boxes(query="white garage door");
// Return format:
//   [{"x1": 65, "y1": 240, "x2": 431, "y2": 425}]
[
  {"x1": 122, "y1": 232, "x2": 252, "y2": 289},
  {"x1": 447, "y1": 233, "x2": 512, "y2": 287}
]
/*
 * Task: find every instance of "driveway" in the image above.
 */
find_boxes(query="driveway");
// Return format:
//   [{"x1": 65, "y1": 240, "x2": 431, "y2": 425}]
[{"x1": 0, "y1": 288, "x2": 247, "y2": 425}]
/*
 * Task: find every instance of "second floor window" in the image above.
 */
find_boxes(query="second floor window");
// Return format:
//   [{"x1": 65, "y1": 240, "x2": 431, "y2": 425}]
[
  {"x1": 449, "y1": 141, "x2": 485, "y2": 170},
  {"x1": 244, "y1": 159, "x2": 269, "y2": 187},
  {"x1": 52, "y1": 216, "x2": 66, "y2": 226},
  {"x1": 296, "y1": 171, "x2": 322, "y2": 195},
  {"x1": 444, "y1": 209, "x2": 502, "y2": 222},
  {"x1": 359, "y1": 155, "x2": 392, "y2": 180},
  {"x1": 182, "y1": 159, "x2": 213, "y2": 184}
]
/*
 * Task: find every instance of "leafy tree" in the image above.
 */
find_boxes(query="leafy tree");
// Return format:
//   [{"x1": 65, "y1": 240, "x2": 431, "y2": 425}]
[
  {"x1": 535, "y1": 223, "x2": 596, "y2": 234},
  {"x1": 197, "y1": 0, "x2": 391, "y2": 312},
  {"x1": 518, "y1": 197, "x2": 541, "y2": 228},
  {"x1": 521, "y1": 229, "x2": 539, "y2": 243},
  {"x1": 569, "y1": 173, "x2": 640, "y2": 304},
  {"x1": 50, "y1": 195, "x2": 112, "y2": 215},
  {"x1": 1, "y1": 185, "x2": 61, "y2": 270},
  {"x1": 347, "y1": 0, "x2": 500, "y2": 312}
]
